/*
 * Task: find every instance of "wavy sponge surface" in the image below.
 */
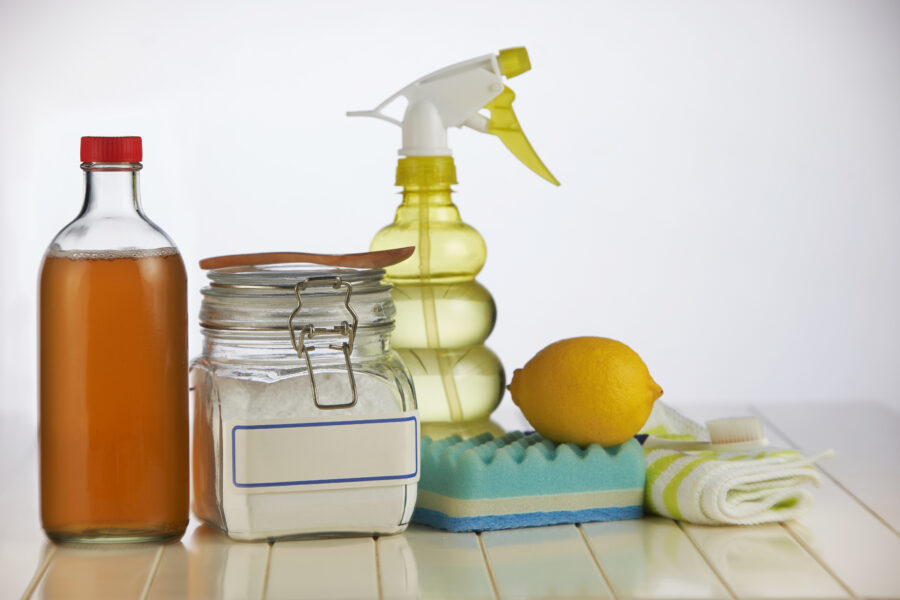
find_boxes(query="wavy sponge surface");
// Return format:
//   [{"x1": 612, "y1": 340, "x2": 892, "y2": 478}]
[{"x1": 413, "y1": 431, "x2": 645, "y2": 532}]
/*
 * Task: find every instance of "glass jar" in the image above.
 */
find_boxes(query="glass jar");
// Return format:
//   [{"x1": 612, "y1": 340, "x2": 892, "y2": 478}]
[{"x1": 191, "y1": 264, "x2": 418, "y2": 541}]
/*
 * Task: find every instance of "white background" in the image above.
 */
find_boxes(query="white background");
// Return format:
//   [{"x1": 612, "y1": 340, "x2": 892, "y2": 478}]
[{"x1": 2, "y1": 0, "x2": 899, "y2": 424}]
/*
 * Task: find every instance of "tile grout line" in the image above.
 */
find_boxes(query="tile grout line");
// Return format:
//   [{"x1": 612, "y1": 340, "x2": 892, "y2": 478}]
[
  {"x1": 675, "y1": 521, "x2": 739, "y2": 600},
  {"x1": 19, "y1": 544, "x2": 56, "y2": 600},
  {"x1": 261, "y1": 542, "x2": 273, "y2": 600},
  {"x1": 476, "y1": 533, "x2": 501, "y2": 600},
  {"x1": 575, "y1": 524, "x2": 618, "y2": 600},
  {"x1": 750, "y1": 406, "x2": 900, "y2": 538},
  {"x1": 139, "y1": 545, "x2": 165, "y2": 600},
  {"x1": 780, "y1": 522, "x2": 859, "y2": 600},
  {"x1": 373, "y1": 536, "x2": 383, "y2": 600}
]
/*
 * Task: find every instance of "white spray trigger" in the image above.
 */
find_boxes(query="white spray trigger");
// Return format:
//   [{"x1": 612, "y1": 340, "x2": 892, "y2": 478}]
[{"x1": 348, "y1": 47, "x2": 558, "y2": 184}]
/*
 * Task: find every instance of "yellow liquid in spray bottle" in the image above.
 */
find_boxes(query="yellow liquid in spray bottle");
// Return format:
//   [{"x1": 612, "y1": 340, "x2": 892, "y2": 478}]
[{"x1": 371, "y1": 157, "x2": 503, "y2": 422}]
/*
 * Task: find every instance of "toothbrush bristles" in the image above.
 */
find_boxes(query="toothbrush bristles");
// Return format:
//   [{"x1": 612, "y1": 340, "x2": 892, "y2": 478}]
[{"x1": 706, "y1": 417, "x2": 765, "y2": 445}]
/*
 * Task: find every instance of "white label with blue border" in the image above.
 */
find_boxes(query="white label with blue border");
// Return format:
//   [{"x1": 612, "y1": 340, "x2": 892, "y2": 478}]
[{"x1": 225, "y1": 411, "x2": 419, "y2": 493}]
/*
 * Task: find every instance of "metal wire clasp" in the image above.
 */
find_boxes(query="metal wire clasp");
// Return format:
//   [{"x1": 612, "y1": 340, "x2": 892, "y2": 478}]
[{"x1": 287, "y1": 276, "x2": 359, "y2": 410}]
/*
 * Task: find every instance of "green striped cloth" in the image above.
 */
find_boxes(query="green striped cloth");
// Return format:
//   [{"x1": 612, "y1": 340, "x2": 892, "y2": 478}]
[{"x1": 640, "y1": 403, "x2": 827, "y2": 525}]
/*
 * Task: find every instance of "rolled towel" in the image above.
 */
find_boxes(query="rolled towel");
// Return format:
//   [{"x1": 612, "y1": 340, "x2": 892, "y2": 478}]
[
  {"x1": 644, "y1": 446, "x2": 828, "y2": 525},
  {"x1": 640, "y1": 402, "x2": 831, "y2": 525}
]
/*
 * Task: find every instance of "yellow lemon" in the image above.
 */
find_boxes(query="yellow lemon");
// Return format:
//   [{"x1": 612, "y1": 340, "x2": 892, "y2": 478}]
[{"x1": 508, "y1": 337, "x2": 663, "y2": 447}]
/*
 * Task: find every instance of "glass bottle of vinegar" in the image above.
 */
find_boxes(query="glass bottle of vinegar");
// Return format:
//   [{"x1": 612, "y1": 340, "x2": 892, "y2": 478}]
[{"x1": 39, "y1": 137, "x2": 188, "y2": 543}]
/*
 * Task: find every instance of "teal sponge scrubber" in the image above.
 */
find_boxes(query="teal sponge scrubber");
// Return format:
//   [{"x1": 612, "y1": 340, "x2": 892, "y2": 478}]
[{"x1": 413, "y1": 431, "x2": 645, "y2": 532}]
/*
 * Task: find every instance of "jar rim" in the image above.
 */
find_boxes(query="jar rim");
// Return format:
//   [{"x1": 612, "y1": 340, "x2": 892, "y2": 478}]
[
  {"x1": 198, "y1": 263, "x2": 394, "y2": 334},
  {"x1": 205, "y1": 264, "x2": 385, "y2": 290}
]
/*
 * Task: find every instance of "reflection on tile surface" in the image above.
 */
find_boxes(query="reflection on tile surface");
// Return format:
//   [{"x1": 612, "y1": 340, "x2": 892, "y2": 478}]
[
  {"x1": 377, "y1": 535, "x2": 419, "y2": 599},
  {"x1": 35, "y1": 542, "x2": 160, "y2": 599},
  {"x1": 148, "y1": 524, "x2": 268, "y2": 600},
  {"x1": 685, "y1": 523, "x2": 849, "y2": 599},
  {"x1": 404, "y1": 525, "x2": 493, "y2": 599},
  {"x1": 482, "y1": 525, "x2": 612, "y2": 599},
  {"x1": 583, "y1": 518, "x2": 730, "y2": 600},
  {"x1": 267, "y1": 537, "x2": 379, "y2": 600}
]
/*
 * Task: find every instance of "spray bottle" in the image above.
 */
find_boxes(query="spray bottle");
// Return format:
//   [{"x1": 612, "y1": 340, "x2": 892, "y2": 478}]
[{"x1": 349, "y1": 47, "x2": 558, "y2": 424}]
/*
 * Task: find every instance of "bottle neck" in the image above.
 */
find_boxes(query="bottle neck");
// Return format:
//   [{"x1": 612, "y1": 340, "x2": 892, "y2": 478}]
[
  {"x1": 395, "y1": 156, "x2": 457, "y2": 208},
  {"x1": 399, "y1": 184, "x2": 454, "y2": 207},
  {"x1": 80, "y1": 163, "x2": 143, "y2": 217}
]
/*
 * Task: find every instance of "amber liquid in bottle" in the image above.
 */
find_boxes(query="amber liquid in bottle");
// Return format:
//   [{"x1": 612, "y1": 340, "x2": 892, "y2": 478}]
[
  {"x1": 39, "y1": 140, "x2": 188, "y2": 543},
  {"x1": 40, "y1": 249, "x2": 188, "y2": 542}
]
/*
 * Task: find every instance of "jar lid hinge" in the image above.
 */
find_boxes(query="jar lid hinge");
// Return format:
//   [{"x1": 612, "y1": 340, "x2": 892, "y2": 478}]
[{"x1": 288, "y1": 277, "x2": 359, "y2": 410}]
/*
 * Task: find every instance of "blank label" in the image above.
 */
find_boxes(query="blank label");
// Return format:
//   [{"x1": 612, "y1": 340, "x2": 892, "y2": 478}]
[{"x1": 228, "y1": 413, "x2": 419, "y2": 492}]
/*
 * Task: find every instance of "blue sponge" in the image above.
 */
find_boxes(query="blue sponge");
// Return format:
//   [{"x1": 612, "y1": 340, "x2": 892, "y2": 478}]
[{"x1": 413, "y1": 431, "x2": 645, "y2": 532}]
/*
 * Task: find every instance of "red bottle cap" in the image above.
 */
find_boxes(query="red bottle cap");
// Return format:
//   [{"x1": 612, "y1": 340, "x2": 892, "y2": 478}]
[{"x1": 80, "y1": 136, "x2": 143, "y2": 162}]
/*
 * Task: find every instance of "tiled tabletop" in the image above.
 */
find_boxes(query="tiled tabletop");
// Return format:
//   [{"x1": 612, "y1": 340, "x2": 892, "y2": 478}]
[{"x1": 5, "y1": 402, "x2": 900, "y2": 599}]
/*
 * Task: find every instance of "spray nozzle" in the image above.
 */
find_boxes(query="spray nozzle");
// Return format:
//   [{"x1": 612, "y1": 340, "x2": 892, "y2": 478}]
[
  {"x1": 497, "y1": 47, "x2": 531, "y2": 78},
  {"x1": 348, "y1": 47, "x2": 559, "y2": 186}
]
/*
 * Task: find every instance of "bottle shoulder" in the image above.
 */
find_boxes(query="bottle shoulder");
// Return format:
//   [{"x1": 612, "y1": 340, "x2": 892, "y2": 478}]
[
  {"x1": 48, "y1": 212, "x2": 179, "y2": 254},
  {"x1": 371, "y1": 222, "x2": 487, "y2": 281},
  {"x1": 375, "y1": 214, "x2": 486, "y2": 240}
]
